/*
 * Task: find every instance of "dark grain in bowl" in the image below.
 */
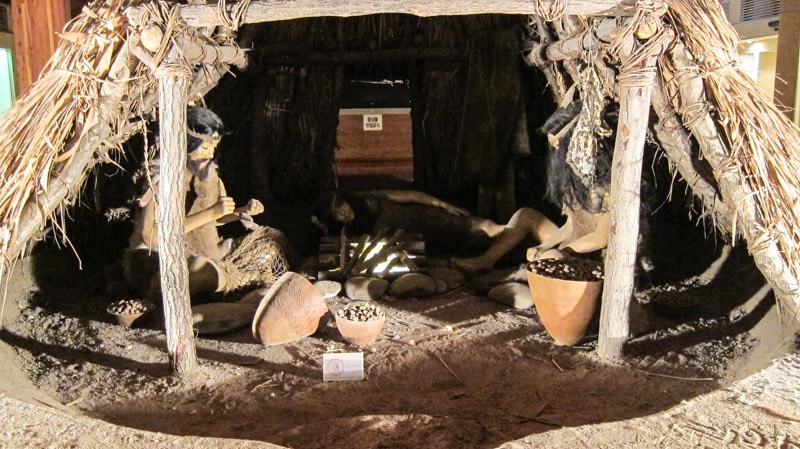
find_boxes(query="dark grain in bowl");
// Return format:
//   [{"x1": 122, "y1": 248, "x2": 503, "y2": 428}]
[
  {"x1": 527, "y1": 258, "x2": 604, "y2": 282},
  {"x1": 337, "y1": 303, "x2": 385, "y2": 322}
]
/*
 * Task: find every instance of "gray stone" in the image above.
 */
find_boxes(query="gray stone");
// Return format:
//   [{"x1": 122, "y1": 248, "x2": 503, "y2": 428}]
[
  {"x1": 427, "y1": 266, "x2": 465, "y2": 291},
  {"x1": 488, "y1": 282, "x2": 534, "y2": 309},
  {"x1": 434, "y1": 279, "x2": 448, "y2": 293},
  {"x1": 314, "y1": 280, "x2": 342, "y2": 299},
  {"x1": 237, "y1": 288, "x2": 269, "y2": 306},
  {"x1": 344, "y1": 276, "x2": 389, "y2": 301},
  {"x1": 470, "y1": 264, "x2": 527, "y2": 293},
  {"x1": 389, "y1": 273, "x2": 437, "y2": 297},
  {"x1": 192, "y1": 302, "x2": 256, "y2": 334}
]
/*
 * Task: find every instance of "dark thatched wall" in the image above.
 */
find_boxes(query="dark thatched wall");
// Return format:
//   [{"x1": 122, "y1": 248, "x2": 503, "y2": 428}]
[
  {"x1": 204, "y1": 14, "x2": 559, "y2": 253},
  {"x1": 58, "y1": 12, "x2": 715, "y2": 280}
]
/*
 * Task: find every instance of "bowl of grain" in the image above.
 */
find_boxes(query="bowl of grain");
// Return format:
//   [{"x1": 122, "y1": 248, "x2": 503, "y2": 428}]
[
  {"x1": 335, "y1": 303, "x2": 386, "y2": 346},
  {"x1": 107, "y1": 298, "x2": 155, "y2": 328}
]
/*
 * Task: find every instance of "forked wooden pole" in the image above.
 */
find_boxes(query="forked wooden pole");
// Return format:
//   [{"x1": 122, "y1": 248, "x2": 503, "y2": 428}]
[{"x1": 597, "y1": 29, "x2": 667, "y2": 361}]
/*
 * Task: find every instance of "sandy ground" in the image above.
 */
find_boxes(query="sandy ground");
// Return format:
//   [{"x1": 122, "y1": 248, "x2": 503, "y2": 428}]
[{"x1": 0, "y1": 243, "x2": 799, "y2": 449}]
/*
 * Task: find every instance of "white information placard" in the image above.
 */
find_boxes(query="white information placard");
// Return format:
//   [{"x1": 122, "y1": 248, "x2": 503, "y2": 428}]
[
  {"x1": 323, "y1": 352, "x2": 365, "y2": 381},
  {"x1": 363, "y1": 114, "x2": 383, "y2": 131}
]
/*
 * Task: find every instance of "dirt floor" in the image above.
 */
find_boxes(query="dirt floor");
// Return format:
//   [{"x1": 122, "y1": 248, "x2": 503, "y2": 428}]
[{"x1": 1, "y1": 241, "x2": 799, "y2": 449}]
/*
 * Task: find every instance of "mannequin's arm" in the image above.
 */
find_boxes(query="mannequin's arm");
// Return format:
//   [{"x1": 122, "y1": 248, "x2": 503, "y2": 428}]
[
  {"x1": 185, "y1": 196, "x2": 235, "y2": 233},
  {"x1": 527, "y1": 216, "x2": 573, "y2": 260},
  {"x1": 561, "y1": 212, "x2": 610, "y2": 254},
  {"x1": 216, "y1": 199, "x2": 265, "y2": 225},
  {"x1": 371, "y1": 190, "x2": 470, "y2": 216}
]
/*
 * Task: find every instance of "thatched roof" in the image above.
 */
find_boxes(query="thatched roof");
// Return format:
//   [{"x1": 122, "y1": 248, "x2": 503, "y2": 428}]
[{"x1": 1, "y1": 0, "x2": 799, "y2": 321}]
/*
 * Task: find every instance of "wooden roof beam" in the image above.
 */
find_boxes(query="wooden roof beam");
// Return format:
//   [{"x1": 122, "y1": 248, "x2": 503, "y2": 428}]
[{"x1": 127, "y1": 0, "x2": 635, "y2": 28}]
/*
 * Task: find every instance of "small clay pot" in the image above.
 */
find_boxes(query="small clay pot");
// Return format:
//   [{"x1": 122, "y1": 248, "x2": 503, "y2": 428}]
[
  {"x1": 107, "y1": 299, "x2": 154, "y2": 328},
  {"x1": 114, "y1": 312, "x2": 145, "y2": 328},
  {"x1": 335, "y1": 314, "x2": 386, "y2": 346},
  {"x1": 526, "y1": 260, "x2": 603, "y2": 346}
]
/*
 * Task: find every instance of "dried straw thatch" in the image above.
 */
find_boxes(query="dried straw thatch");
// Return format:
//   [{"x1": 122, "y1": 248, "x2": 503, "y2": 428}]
[
  {"x1": 0, "y1": 0, "x2": 799, "y2": 321},
  {"x1": 0, "y1": 0, "x2": 149, "y2": 276},
  {"x1": 665, "y1": 0, "x2": 800, "y2": 304},
  {"x1": 523, "y1": 0, "x2": 800, "y2": 317},
  {"x1": 0, "y1": 0, "x2": 242, "y2": 281}
]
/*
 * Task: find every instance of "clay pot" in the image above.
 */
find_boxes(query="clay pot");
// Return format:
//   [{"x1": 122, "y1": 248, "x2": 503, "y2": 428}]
[
  {"x1": 335, "y1": 314, "x2": 386, "y2": 346},
  {"x1": 526, "y1": 263, "x2": 603, "y2": 346},
  {"x1": 252, "y1": 272, "x2": 329, "y2": 346},
  {"x1": 107, "y1": 299, "x2": 154, "y2": 328},
  {"x1": 114, "y1": 312, "x2": 145, "y2": 328}
]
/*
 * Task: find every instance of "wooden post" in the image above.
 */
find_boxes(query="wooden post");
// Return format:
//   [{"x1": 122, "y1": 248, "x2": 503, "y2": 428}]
[
  {"x1": 157, "y1": 65, "x2": 197, "y2": 375},
  {"x1": 127, "y1": 0, "x2": 636, "y2": 27},
  {"x1": 597, "y1": 38, "x2": 662, "y2": 361}
]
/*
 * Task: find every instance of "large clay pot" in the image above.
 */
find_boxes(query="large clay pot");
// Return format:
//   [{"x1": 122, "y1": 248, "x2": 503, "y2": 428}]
[
  {"x1": 252, "y1": 272, "x2": 329, "y2": 345},
  {"x1": 526, "y1": 261, "x2": 603, "y2": 346}
]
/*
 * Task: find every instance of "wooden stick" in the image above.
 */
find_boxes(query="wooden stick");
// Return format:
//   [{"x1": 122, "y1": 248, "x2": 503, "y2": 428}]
[
  {"x1": 551, "y1": 357, "x2": 564, "y2": 372},
  {"x1": 635, "y1": 369, "x2": 714, "y2": 381},
  {"x1": 597, "y1": 31, "x2": 666, "y2": 361},
  {"x1": 649, "y1": 71, "x2": 731, "y2": 231},
  {"x1": 157, "y1": 51, "x2": 197, "y2": 376},
  {"x1": 342, "y1": 234, "x2": 370, "y2": 278},
  {"x1": 354, "y1": 229, "x2": 405, "y2": 275},
  {"x1": 348, "y1": 228, "x2": 388, "y2": 276},
  {"x1": 339, "y1": 226, "x2": 348, "y2": 273},
  {"x1": 127, "y1": 0, "x2": 636, "y2": 28},
  {"x1": 431, "y1": 351, "x2": 464, "y2": 385},
  {"x1": 398, "y1": 251, "x2": 419, "y2": 272}
]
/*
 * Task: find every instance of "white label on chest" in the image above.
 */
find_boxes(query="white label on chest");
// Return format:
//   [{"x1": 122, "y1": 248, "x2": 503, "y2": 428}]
[{"x1": 363, "y1": 114, "x2": 383, "y2": 131}]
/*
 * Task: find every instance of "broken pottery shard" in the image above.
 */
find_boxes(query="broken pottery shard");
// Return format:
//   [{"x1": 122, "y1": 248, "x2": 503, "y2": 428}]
[{"x1": 252, "y1": 272, "x2": 329, "y2": 346}]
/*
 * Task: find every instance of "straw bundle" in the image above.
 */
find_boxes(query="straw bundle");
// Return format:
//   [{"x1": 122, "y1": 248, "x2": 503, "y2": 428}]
[
  {"x1": 666, "y1": 0, "x2": 800, "y2": 285},
  {"x1": 0, "y1": 0, "x2": 148, "y2": 266},
  {"x1": 0, "y1": 0, "x2": 242, "y2": 285}
]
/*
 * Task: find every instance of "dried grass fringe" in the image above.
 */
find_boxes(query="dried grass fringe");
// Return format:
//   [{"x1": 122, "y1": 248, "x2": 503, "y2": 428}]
[
  {"x1": 0, "y1": 0, "x2": 152, "y2": 279},
  {"x1": 667, "y1": 0, "x2": 800, "y2": 282}
]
